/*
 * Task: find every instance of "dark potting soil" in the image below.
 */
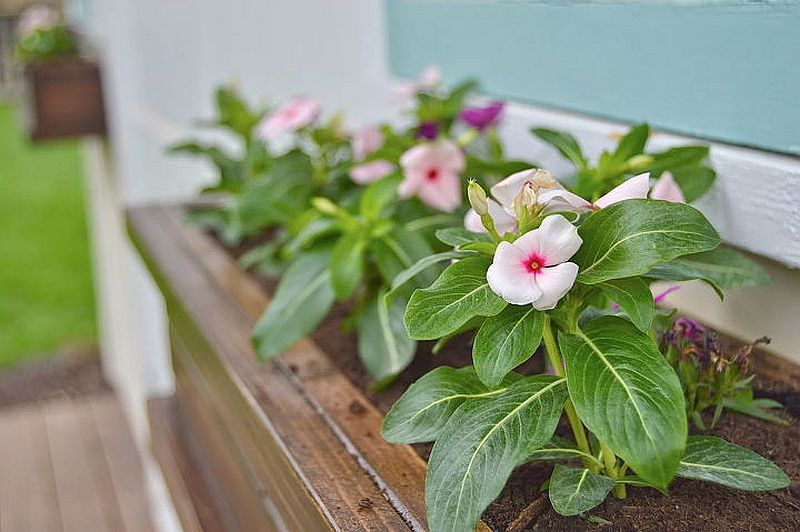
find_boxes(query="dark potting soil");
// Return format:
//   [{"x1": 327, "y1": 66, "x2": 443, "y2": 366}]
[{"x1": 222, "y1": 232, "x2": 800, "y2": 531}]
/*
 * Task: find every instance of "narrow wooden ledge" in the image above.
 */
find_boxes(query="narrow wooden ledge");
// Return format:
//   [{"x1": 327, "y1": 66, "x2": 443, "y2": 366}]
[{"x1": 129, "y1": 204, "x2": 428, "y2": 531}]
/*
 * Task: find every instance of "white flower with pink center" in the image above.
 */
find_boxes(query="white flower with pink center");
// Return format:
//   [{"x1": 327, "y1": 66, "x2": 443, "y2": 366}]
[
  {"x1": 398, "y1": 139, "x2": 465, "y2": 212},
  {"x1": 487, "y1": 215, "x2": 582, "y2": 310},
  {"x1": 352, "y1": 125, "x2": 383, "y2": 161},
  {"x1": 256, "y1": 98, "x2": 320, "y2": 140}
]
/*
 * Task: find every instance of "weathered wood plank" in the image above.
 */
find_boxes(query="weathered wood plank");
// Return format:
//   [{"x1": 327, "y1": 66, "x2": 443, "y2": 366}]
[
  {"x1": 148, "y1": 396, "x2": 227, "y2": 532},
  {"x1": 158, "y1": 204, "x2": 430, "y2": 529},
  {"x1": 90, "y1": 395, "x2": 156, "y2": 532},
  {"x1": 45, "y1": 398, "x2": 117, "y2": 532},
  {"x1": 129, "y1": 205, "x2": 414, "y2": 531},
  {"x1": 0, "y1": 405, "x2": 61, "y2": 532}
]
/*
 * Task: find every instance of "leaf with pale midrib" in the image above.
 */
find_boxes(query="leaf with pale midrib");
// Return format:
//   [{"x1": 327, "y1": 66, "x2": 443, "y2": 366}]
[
  {"x1": 425, "y1": 375, "x2": 568, "y2": 532},
  {"x1": 404, "y1": 256, "x2": 506, "y2": 340},
  {"x1": 596, "y1": 277, "x2": 655, "y2": 332},
  {"x1": 677, "y1": 436, "x2": 789, "y2": 491},
  {"x1": 549, "y1": 465, "x2": 615, "y2": 516},
  {"x1": 573, "y1": 199, "x2": 720, "y2": 284},
  {"x1": 560, "y1": 316, "x2": 686, "y2": 490},
  {"x1": 357, "y1": 291, "x2": 416, "y2": 385},
  {"x1": 473, "y1": 305, "x2": 544, "y2": 387}
]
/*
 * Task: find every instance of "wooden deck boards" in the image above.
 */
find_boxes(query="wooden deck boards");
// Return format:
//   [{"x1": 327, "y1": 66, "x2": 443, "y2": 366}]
[{"x1": 0, "y1": 394, "x2": 154, "y2": 532}]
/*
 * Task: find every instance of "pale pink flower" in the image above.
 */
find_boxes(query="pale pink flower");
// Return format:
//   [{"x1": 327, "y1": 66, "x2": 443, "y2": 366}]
[
  {"x1": 256, "y1": 98, "x2": 320, "y2": 140},
  {"x1": 350, "y1": 160, "x2": 395, "y2": 185},
  {"x1": 487, "y1": 215, "x2": 582, "y2": 310},
  {"x1": 17, "y1": 5, "x2": 58, "y2": 36},
  {"x1": 352, "y1": 125, "x2": 383, "y2": 161},
  {"x1": 464, "y1": 198, "x2": 517, "y2": 235},
  {"x1": 650, "y1": 172, "x2": 686, "y2": 203},
  {"x1": 399, "y1": 140, "x2": 465, "y2": 212},
  {"x1": 537, "y1": 173, "x2": 650, "y2": 212},
  {"x1": 490, "y1": 168, "x2": 561, "y2": 210},
  {"x1": 392, "y1": 65, "x2": 442, "y2": 101}
]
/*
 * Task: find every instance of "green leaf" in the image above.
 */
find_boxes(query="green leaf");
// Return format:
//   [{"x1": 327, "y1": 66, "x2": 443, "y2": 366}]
[
  {"x1": 359, "y1": 174, "x2": 401, "y2": 221},
  {"x1": 531, "y1": 128, "x2": 588, "y2": 169},
  {"x1": 669, "y1": 166, "x2": 716, "y2": 203},
  {"x1": 548, "y1": 465, "x2": 615, "y2": 516},
  {"x1": 560, "y1": 316, "x2": 687, "y2": 490},
  {"x1": 252, "y1": 248, "x2": 334, "y2": 360},
  {"x1": 528, "y1": 436, "x2": 603, "y2": 467},
  {"x1": 721, "y1": 397, "x2": 789, "y2": 426},
  {"x1": 385, "y1": 250, "x2": 475, "y2": 303},
  {"x1": 330, "y1": 231, "x2": 366, "y2": 300},
  {"x1": 647, "y1": 246, "x2": 770, "y2": 299},
  {"x1": 357, "y1": 291, "x2": 416, "y2": 386},
  {"x1": 613, "y1": 123, "x2": 649, "y2": 162},
  {"x1": 404, "y1": 256, "x2": 507, "y2": 340},
  {"x1": 473, "y1": 305, "x2": 544, "y2": 387},
  {"x1": 426, "y1": 375, "x2": 568, "y2": 532},
  {"x1": 382, "y1": 366, "x2": 513, "y2": 444},
  {"x1": 573, "y1": 199, "x2": 720, "y2": 284},
  {"x1": 435, "y1": 227, "x2": 491, "y2": 247},
  {"x1": 370, "y1": 226, "x2": 436, "y2": 288},
  {"x1": 678, "y1": 436, "x2": 789, "y2": 491},
  {"x1": 648, "y1": 146, "x2": 709, "y2": 174},
  {"x1": 596, "y1": 277, "x2": 655, "y2": 332}
]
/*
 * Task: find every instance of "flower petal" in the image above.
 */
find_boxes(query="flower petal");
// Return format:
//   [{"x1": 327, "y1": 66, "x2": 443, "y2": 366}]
[
  {"x1": 463, "y1": 199, "x2": 518, "y2": 235},
  {"x1": 531, "y1": 262, "x2": 579, "y2": 310},
  {"x1": 537, "y1": 188, "x2": 591, "y2": 212},
  {"x1": 487, "y1": 242, "x2": 543, "y2": 305},
  {"x1": 535, "y1": 214, "x2": 583, "y2": 265},
  {"x1": 417, "y1": 171, "x2": 462, "y2": 212},
  {"x1": 594, "y1": 172, "x2": 650, "y2": 209},
  {"x1": 350, "y1": 160, "x2": 394, "y2": 185},
  {"x1": 491, "y1": 168, "x2": 538, "y2": 209},
  {"x1": 650, "y1": 172, "x2": 686, "y2": 203}
]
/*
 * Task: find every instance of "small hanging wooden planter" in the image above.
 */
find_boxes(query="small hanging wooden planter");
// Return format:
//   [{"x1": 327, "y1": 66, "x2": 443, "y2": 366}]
[
  {"x1": 25, "y1": 56, "x2": 106, "y2": 141},
  {"x1": 129, "y1": 204, "x2": 800, "y2": 532}
]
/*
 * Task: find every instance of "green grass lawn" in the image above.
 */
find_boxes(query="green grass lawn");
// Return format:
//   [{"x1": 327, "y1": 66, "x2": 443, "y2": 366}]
[{"x1": 0, "y1": 103, "x2": 96, "y2": 368}]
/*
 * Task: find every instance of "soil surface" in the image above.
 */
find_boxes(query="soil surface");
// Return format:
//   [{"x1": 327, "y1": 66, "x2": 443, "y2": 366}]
[
  {"x1": 0, "y1": 347, "x2": 110, "y2": 408},
  {"x1": 227, "y1": 234, "x2": 800, "y2": 531}
]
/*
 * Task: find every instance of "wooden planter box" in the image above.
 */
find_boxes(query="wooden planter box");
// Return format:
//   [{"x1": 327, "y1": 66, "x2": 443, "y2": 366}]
[
  {"x1": 25, "y1": 57, "x2": 106, "y2": 141},
  {"x1": 129, "y1": 203, "x2": 799, "y2": 531}
]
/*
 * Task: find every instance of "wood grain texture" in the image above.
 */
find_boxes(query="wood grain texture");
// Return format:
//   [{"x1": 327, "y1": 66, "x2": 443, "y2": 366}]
[{"x1": 129, "y1": 205, "x2": 421, "y2": 530}]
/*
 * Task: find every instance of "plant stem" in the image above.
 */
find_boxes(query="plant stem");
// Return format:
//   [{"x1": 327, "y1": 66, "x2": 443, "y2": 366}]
[{"x1": 542, "y1": 315, "x2": 594, "y2": 469}]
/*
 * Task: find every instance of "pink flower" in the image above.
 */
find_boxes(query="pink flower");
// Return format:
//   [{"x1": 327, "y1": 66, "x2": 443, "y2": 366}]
[
  {"x1": 399, "y1": 140, "x2": 465, "y2": 212},
  {"x1": 350, "y1": 160, "x2": 395, "y2": 185},
  {"x1": 392, "y1": 65, "x2": 442, "y2": 101},
  {"x1": 650, "y1": 172, "x2": 686, "y2": 203},
  {"x1": 487, "y1": 215, "x2": 582, "y2": 310},
  {"x1": 537, "y1": 173, "x2": 651, "y2": 211},
  {"x1": 17, "y1": 5, "x2": 58, "y2": 36},
  {"x1": 459, "y1": 101, "x2": 504, "y2": 131},
  {"x1": 464, "y1": 198, "x2": 517, "y2": 236},
  {"x1": 352, "y1": 125, "x2": 383, "y2": 161},
  {"x1": 256, "y1": 98, "x2": 320, "y2": 140}
]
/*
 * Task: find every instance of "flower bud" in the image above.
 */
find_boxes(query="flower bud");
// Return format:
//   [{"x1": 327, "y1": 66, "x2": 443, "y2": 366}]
[
  {"x1": 311, "y1": 197, "x2": 340, "y2": 216},
  {"x1": 467, "y1": 181, "x2": 489, "y2": 216}
]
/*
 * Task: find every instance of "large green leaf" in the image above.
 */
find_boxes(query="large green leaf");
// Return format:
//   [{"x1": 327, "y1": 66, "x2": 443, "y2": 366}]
[
  {"x1": 647, "y1": 245, "x2": 770, "y2": 299},
  {"x1": 669, "y1": 166, "x2": 716, "y2": 203},
  {"x1": 473, "y1": 305, "x2": 544, "y2": 387},
  {"x1": 330, "y1": 230, "x2": 366, "y2": 301},
  {"x1": 560, "y1": 316, "x2": 686, "y2": 490},
  {"x1": 434, "y1": 227, "x2": 491, "y2": 247},
  {"x1": 426, "y1": 375, "x2": 568, "y2": 532},
  {"x1": 677, "y1": 436, "x2": 789, "y2": 491},
  {"x1": 548, "y1": 465, "x2": 615, "y2": 516},
  {"x1": 573, "y1": 199, "x2": 720, "y2": 284},
  {"x1": 252, "y1": 248, "x2": 334, "y2": 360},
  {"x1": 404, "y1": 256, "x2": 507, "y2": 340},
  {"x1": 382, "y1": 366, "x2": 516, "y2": 444},
  {"x1": 597, "y1": 277, "x2": 655, "y2": 332},
  {"x1": 357, "y1": 291, "x2": 416, "y2": 386}
]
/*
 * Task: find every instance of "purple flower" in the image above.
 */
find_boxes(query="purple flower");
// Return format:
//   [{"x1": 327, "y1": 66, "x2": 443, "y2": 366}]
[
  {"x1": 459, "y1": 101, "x2": 504, "y2": 131},
  {"x1": 416, "y1": 121, "x2": 440, "y2": 140}
]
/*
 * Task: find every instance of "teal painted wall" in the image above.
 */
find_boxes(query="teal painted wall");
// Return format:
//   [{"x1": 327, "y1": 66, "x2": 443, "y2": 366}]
[{"x1": 386, "y1": 1, "x2": 800, "y2": 156}]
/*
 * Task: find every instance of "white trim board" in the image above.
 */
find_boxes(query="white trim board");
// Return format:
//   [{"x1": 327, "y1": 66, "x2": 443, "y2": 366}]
[{"x1": 495, "y1": 100, "x2": 800, "y2": 269}]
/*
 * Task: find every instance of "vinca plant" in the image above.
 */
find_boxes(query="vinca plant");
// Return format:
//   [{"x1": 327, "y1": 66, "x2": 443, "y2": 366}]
[
  {"x1": 383, "y1": 159, "x2": 788, "y2": 529},
  {"x1": 250, "y1": 69, "x2": 532, "y2": 385}
]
